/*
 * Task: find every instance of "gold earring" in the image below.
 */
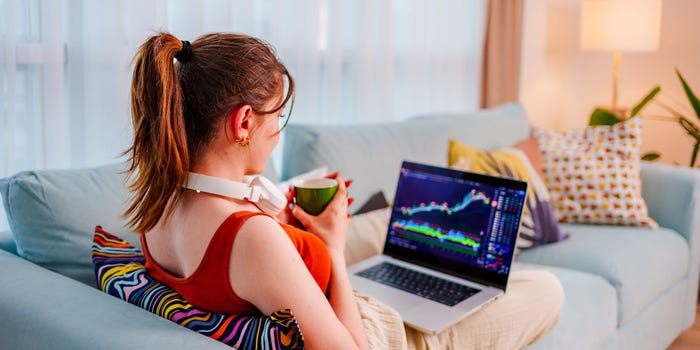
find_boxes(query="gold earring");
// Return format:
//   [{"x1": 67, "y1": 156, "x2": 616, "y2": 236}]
[{"x1": 236, "y1": 136, "x2": 250, "y2": 147}]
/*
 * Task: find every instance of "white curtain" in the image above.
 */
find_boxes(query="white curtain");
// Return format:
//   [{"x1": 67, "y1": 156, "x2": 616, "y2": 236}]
[{"x1": 0, "y1": 0, "x2": 487, "y2": 230}]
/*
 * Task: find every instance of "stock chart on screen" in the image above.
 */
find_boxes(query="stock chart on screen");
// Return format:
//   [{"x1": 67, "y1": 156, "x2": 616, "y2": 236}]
[{"x1": 387, "y1": 166, "x2": 525, "y2": 275}]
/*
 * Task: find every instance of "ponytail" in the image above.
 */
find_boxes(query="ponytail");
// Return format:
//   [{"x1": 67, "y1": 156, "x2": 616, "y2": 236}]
[
  {"x1": 124, "y1": 32, "x2": 190, "y2": 233},
  {"x1": 123, "y1": 31, "x2": 296, "y2": 233}
]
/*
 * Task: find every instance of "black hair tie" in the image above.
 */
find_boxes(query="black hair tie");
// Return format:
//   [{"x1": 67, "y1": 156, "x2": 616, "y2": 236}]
[{"x1": 175, "y1": 40, "x2": 192, "y2": 62}]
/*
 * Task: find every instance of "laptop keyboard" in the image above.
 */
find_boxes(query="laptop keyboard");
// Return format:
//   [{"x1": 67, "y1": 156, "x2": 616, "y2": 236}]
[{"x1": 356, "y1": 262, "x2": 480, "y2": 306}]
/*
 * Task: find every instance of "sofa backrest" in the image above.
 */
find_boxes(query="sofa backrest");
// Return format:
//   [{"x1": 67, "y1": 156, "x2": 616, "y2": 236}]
[
  {"x1": 0, "y1": 161, "x2": 280, "y2": 286},
  {"x1": 0, "y1": 164, "x2": 138, "y2": 286},
  {"x1": 280, "y1": 103, "x2": 531, "y2": 212},
  {"x1": 0, "y1": 102, "x2": 529, "y2": 285}
]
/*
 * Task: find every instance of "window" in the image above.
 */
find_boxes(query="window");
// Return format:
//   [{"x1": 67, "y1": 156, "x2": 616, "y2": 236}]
[{"x1": 0, "y1": 0, "x2": 487, "y2": 231}]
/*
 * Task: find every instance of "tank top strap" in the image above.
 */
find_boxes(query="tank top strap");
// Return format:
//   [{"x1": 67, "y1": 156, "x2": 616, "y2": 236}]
[{"x1": 206, "y1": 210, "x2": 272, "y2": 278}]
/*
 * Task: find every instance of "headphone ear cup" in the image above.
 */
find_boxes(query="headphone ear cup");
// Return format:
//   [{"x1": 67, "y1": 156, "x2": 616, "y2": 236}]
[
  {"x1": 185, "y1": 172, "x2": 286, "y2": 216},
  {"x1": 249, "y1": 176, "x2": 287, "y2": 215}
]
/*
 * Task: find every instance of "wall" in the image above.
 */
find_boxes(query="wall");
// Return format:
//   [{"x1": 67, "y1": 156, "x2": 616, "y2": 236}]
[{"x1": 520, "y1": 0, "x2": 700, "y2": 167}]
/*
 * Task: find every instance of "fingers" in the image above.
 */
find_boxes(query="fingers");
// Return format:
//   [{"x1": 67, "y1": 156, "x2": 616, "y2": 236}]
[
  {"x1": 285, "y1": 186, "x2": 295, "y2": 201},
  {"x1": 333, "y1": 174, "x2": 348, "y2": 200},
  {"x1": 290, "y1": 203, "x2": 312, "y2": 228},
  {"x1": 346, "y1": 198, "x2": 354, "y2": 219},
  {"x1": 326, "y1": 172, "x2": 353, "y2": 189}
]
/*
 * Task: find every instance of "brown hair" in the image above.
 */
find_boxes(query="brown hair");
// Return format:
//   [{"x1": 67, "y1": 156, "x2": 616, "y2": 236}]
[{"x1": 123, "y1": 32, "x2": 295, "y2": 233}]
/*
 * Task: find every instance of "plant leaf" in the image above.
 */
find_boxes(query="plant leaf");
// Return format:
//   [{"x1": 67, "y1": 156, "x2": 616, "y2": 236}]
[
  {"x1": 692, "y1": 141, "x2": 700, "y2": 167},
  {"x1": 641, "y1": 152, "x2": 661, "y2": 161},
  {"x1": 679, "y1": 116, "x2": 700, "y2": 139},
  {"x1": 676, "y1": 68, "x2": 700, "y2": 121},
  {"x1": 589, "y1": 108, "x2": 622, "y2": 126},
  {"x1": 629, "y1": 86, "x2": 661, "y2": 117}
]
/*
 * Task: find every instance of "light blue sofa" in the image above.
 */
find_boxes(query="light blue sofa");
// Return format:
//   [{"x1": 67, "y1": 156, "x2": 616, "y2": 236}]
[
  {"x1": 1, "y1": 103, "x2": 698, "y2": 349},
  {"x1": 280, "y1": 103, "x2": 700, "y2": 350}
]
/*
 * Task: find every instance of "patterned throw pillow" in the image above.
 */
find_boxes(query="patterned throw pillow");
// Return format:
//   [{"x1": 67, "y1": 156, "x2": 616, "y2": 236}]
[
  {"x1": 91, "y1": 226, "x2": 304, "y2": 350},
  {"x1": 533, "y1": 117, "x2": 657, "y2": 228},
  {"x1": 448, "y1": 139, "x2": 567, "y2": 250}
]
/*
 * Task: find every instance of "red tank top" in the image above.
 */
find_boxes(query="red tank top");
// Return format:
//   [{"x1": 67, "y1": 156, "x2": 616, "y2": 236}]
[{"x1": 141, "y1": 211, "x2": 332, "y2": 315}]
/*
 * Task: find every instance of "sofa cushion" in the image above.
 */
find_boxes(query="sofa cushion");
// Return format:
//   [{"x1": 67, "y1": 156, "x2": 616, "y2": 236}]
[
  {"x1": 0, "y1": 229, "x2": 17, "y2": 255},
  {"x1": 92, "y1": 226, "x2": 303, "y2": 349},
  {"x1": 515, "y1": 224, "x2": 689, "y2": 326},
  {"x1": 345, "y1": 207, "x2": 391, "y2": 266},
  {"x1": 0, "y1": 164, "x2": 138, "y2": 286},
  {"x1": 518, "y1": 263, "x2": 618, "y2": 350},
  {"x1": 281, "y1": 103, "x2": 530, "y2": 212},
  {"x1": 410, "y1": 102, "x2": 531, "y2": 150}
]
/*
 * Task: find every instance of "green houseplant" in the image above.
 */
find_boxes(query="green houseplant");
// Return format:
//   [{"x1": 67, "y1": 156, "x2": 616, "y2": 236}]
[
  {"x1": 588, "y1": 68, "x2": 700, "y2": 167},
  {"x1": 587, "y1": 85, "x2": 661, "y2": 161}
]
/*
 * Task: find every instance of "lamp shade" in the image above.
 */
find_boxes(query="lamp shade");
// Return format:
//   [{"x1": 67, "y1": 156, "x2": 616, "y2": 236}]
[{"x1": 580, "y1": 0, "x2": 662, "y2": 52}]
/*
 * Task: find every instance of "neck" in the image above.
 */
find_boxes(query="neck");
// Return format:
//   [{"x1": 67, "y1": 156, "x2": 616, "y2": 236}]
[{"x1": 190, "y1": 149, "x2": 248, "y2": 182}]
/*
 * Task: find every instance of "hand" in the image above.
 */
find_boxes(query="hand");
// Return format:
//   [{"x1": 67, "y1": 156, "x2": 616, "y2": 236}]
[
  {"x1": 276, "y1": 186, "x2": 303, "y2": 228},
  {"x1": 291, "y1": 173, "x2": 354, "y2": 253}
]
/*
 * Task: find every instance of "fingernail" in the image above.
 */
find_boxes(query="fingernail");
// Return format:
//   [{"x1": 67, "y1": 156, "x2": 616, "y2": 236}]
[{"x1": 288, "y1": 203, "x2": 295, "y2": 211}]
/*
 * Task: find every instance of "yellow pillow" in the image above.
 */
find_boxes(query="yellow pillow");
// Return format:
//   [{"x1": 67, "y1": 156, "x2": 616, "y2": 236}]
[{"x1": 448, "y1": 139, "x2": 567, "y2": 249}]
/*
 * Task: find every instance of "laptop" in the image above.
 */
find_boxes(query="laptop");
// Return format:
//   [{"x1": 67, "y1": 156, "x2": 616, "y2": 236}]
[{"x1": 348, "y1": 160, "x2": 528, "y2": 334}]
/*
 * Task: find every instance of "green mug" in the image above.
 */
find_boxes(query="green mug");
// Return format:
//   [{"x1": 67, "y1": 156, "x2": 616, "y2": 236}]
[{"x1": 294, "y1": 178, "x2": 339, "y2": 215}]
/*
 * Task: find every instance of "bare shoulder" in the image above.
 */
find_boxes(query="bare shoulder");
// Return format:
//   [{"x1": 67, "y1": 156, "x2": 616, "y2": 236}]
[
  {"x1": 230, "y1": 214, "x2": 299, "y2": 269},
  {"x1": 235, "y1": 214, "x2": 289, "y2": 246},
  {"x1": 229, "y1": 214, "x2": 311, "y2": 314}
]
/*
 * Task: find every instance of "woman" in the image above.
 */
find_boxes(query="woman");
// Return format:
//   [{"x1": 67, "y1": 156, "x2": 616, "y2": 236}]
[{"x1": 124, "y1": 32, "x2": 368, "y2": 350}]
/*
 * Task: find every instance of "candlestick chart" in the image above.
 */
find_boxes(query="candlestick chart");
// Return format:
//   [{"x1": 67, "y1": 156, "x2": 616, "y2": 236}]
[{"x1": 391, "y1": 187, "x2": 495, "y2": 256}]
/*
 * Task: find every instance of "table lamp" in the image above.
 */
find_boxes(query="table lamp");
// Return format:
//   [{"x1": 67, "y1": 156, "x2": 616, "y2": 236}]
[{"x1": 580, "y1": 0, "x2": 662, "y2": 118}]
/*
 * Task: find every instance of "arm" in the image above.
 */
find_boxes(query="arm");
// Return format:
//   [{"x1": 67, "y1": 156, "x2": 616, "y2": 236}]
[
  {"x1": 325, "y1": 248, "x2": 369, "y2": 349},
  {"x1": 230, "y1": 216, "x2": 368, "y2": 350},
  {"x1": 289, "y1": 174, "x2": 366, "y2": 349}
]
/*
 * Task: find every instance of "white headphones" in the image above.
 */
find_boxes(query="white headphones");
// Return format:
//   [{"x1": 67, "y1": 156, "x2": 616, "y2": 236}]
[{"x1": 183, "y1": 172, "x2": 287, "y2": 215}]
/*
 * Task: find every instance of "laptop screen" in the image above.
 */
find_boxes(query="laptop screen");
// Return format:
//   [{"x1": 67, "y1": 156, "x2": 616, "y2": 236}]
[{"x1": 384, "y1": 161, "x2": 528, "y2": 289}]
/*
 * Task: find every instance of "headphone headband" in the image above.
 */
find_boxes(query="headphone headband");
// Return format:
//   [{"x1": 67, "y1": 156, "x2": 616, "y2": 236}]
[{"x1": 183, "y1": 172, "x2": 286, "y2": 215}]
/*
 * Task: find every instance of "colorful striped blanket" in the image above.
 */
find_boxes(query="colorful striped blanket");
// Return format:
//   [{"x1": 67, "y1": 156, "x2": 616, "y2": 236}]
[{"x1": 92, "y1": 226, "x2": 304, "y2": 349}]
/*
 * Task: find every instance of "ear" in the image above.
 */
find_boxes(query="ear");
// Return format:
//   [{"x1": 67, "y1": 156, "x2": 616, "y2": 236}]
[{"x1": 227, "y1": 105, "x2": 253, "y2": 141}]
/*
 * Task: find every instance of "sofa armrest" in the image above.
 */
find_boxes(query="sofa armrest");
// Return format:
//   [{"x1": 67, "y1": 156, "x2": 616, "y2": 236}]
[
  {"x1": 641, "y1": 162, "x2": 700, "y2": 243},
  {"x1": 0, "y1": 250, "x2": 229, "y2": 350},
  {"x1": 640, "y1": 161, "x2": 700, "y2": 328}
]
